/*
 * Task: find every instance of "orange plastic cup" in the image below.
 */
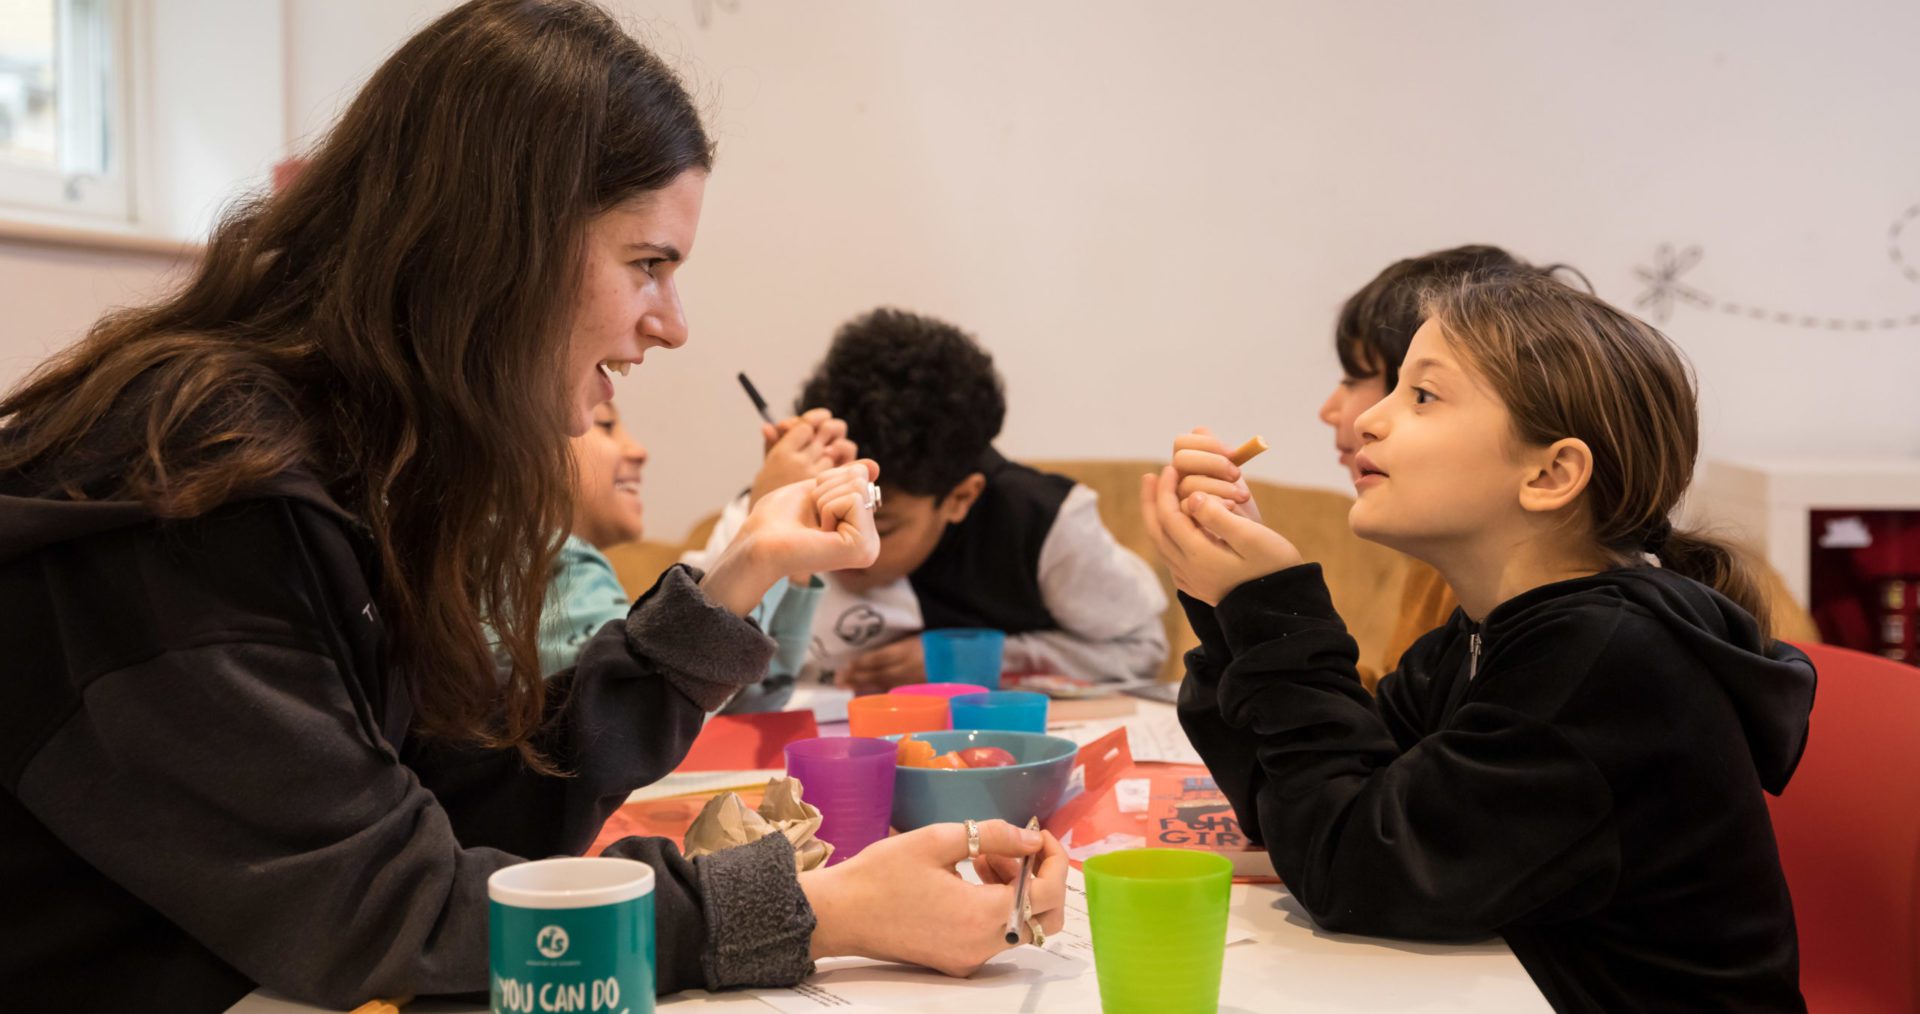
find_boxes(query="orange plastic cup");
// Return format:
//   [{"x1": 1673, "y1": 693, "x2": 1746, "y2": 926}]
[{"x1": 847, "y1": 694, "x2": 950, "y2": 738}]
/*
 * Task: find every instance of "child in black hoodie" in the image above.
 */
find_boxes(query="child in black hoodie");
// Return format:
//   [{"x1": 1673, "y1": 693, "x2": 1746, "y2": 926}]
[{"x1": 1144, "y1": 271, "x2": 1815, "y2": 1011}]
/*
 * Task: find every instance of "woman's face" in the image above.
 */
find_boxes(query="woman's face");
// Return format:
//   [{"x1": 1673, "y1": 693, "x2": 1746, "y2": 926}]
[
  {"x1": 571, "y1": 401, "x2": 649, "y2": 548},
  {"x1": 565, "y1": 170, "x2": 707, "y2": 436}
]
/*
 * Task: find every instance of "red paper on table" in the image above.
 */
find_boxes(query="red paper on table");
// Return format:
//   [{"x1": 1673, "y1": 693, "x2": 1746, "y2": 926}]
[
  {"x1": 1044, "y1": 728, "x2": 1278, "y2": 882},
  {"x1": 676, "y1": 710, "x2": 818, "y2": 771},
  {"x1": 590, "y1": 788, "x2": 770, "y2": 857}
]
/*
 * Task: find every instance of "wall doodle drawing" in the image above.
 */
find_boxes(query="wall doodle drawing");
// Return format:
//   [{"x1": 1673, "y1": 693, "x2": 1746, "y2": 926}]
[{"x1": 1636, "y1": 203, "x2": 1920, "y2": 331}]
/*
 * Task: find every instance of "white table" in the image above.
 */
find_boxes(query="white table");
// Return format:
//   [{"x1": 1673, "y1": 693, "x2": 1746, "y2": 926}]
[
  {"x1": 233, "y1": 701, "x2": 1548, "y2": 1012},
  {"x1": 233, "y1": 874, "x2": 1545, "y2": 1013}
]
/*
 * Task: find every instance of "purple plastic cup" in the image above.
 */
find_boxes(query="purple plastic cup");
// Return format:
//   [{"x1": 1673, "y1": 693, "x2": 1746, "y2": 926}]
[{"x1": 783, "y1": 737, "x2": 897, "y2": 866}]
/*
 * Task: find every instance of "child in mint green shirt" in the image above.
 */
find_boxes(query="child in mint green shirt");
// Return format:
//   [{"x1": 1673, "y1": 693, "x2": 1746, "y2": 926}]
[
  {"x1": 540, "y1": 533, "x2": 822, "y2": 710},
  {"x1": 541, "y1": 401, "x2": 852, "y2": 710}
]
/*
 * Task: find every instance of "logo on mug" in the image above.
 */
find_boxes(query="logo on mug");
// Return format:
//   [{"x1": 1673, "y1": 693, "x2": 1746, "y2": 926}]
[{"x1": 535, "y1": 925, "x2": 570, "y2": 959}]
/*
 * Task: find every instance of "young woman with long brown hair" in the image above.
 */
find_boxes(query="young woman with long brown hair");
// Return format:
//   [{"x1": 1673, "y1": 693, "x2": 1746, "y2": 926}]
[
  {"x1": 0, "y1": 2, "x2": 1063, "y2": 1009},
  {"x1": 1146, "y1": 272, "x2": 1815, "y2": 1010}
]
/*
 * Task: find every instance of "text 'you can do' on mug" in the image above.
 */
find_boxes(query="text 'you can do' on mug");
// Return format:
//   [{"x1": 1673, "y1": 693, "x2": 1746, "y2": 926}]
[{"x1": 489, "y1": 856, "x2": 656, "y2": 1014}]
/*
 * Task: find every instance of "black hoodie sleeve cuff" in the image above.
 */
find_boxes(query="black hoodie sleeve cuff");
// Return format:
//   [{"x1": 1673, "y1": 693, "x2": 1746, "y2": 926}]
[
  {"x1": 1178, "y1": 590, "x2": 1232, "y2": 665},
  {"x1": 626, "y1": 564, "x2": 778, "y2": 712},
  {"x1": 696, "y1": 833, "x2": 816, "y2": 989},
  {"x1": 1212, "y1": 563, "x2": 1346, "y2": 658}
]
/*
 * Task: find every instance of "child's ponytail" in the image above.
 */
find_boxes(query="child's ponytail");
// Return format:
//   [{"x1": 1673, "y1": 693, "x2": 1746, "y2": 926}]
[{"x1": 1651, "y1": 524, "x2": 1774, "y2": 642}]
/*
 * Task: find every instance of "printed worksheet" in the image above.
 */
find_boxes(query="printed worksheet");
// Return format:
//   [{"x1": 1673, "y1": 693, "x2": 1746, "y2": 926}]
[{"x1": 750, "y1": 869, "x2": 1252, "y2": 1012}]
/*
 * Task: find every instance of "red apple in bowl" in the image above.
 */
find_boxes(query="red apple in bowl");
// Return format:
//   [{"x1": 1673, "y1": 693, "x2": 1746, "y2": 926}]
[{"x1": 956, "y1": 746, "x2": 1017, "y2": 769}]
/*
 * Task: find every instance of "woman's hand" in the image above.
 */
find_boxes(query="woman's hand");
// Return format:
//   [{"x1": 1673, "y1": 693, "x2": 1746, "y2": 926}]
[
  {"x1": 1171, "y1": 426, "x2": 1260, "y2": 523},
  {"x1": 1140, "y1": 465, "x2": 1303, "y2": 606},
  {"x1": 702, "y1": 461, "x2": 882, "y2": 616},
  {"x1": 799, "y1": 819, "x2": 1069, "y2": 976},
  {"x1": 750, "y1": 409, "x2": 859, "y2": 506}
]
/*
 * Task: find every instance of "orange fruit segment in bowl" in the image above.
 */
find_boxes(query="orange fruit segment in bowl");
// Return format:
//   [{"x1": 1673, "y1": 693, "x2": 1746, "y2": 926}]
[
  {"x1": 896, "y1": 734, "x2": 938, "y2": 768},
  {"x1": 895, "y1": 735, "x2": 987, "y2": 770}
]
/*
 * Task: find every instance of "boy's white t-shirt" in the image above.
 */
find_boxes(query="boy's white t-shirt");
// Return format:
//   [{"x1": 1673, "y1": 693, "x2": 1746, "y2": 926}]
[{"x1": 683, "y1": 483, "x2": 1168, "y2": 687}]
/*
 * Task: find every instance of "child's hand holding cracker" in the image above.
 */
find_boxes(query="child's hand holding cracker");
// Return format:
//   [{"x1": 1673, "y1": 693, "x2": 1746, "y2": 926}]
[
  {"x1": 1141, "y1": 464, "x2": 1303, "y2": 607},
  {"x1": 1170, "y1": 426, "x2": 1262, "y2": 523}
]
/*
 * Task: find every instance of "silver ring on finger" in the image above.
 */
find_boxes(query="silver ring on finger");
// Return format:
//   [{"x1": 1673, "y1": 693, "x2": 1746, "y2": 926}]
[
  {"x1": 861, "y1": 481, "x2": 883, "y2": 512},
  {"x1": 964, "y1": 819, "x2": 981, "y2": 859}
]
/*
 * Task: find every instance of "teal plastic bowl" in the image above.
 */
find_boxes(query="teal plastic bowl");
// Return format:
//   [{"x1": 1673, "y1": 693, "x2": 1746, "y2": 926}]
[{"x1": 885, "y1": 730, "x2": 1079, "y2": 831}]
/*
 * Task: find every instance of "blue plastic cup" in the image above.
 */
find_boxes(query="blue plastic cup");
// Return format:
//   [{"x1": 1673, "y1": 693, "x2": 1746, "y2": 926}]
[
  {"x1": 921, "y1": 628, "x2": 1006, "y2": 689},
  {"x1": 948, "y1": 690, "x2": 1049, "y2": 732}
]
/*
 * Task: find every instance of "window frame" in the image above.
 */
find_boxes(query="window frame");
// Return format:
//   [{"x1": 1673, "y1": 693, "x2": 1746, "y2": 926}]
[{"x1": 0, "y1": 0, "x2": 133, "y2": 223}]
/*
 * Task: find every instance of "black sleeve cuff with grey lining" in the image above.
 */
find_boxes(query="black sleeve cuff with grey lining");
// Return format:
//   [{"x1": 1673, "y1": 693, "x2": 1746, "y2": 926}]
[
  {"x1": 696, "y1": 832, "x2": 818, "y2": 989},
  {"x1": 625, "y1": 564, "x2": 779, "y2": 712}
]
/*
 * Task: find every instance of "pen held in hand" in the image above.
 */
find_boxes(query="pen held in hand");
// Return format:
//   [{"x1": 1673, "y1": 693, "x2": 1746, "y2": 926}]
[
  {"x1": 1004, "y1": 817, "x2": 1041, "y2": 945},
  {"x1": 736, "y1": 371, "x2": 776, "y2": 426}
]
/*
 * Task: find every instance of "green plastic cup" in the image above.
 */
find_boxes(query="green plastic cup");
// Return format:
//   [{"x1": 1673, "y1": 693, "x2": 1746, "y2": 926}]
[{"x1": 1083, "y1": 848, "x2": 1232, "y2": 1014}]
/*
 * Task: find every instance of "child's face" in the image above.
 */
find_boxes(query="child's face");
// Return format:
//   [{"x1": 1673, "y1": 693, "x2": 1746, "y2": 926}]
[
  {"x1": 831, "y1": 476, "x2": 983, "y2": 594},
  {"x1": 569, "y1": 402, "x2": 649, "y2": 549},
  {"x1": 1346, "y1": 321, "x2": 1532, "y2": 555},
  {"x1": 1318, "y1": 365, "x2": 1389, "y2": 482}
]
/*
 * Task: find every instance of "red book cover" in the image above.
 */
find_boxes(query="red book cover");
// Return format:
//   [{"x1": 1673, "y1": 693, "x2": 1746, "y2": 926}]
[
  {"x1": 1045, "y1": 729, "x2": 1277, "y2": 882},
  {"x1": 676, "y1": 710, "x2": 818, "y2": 771}
]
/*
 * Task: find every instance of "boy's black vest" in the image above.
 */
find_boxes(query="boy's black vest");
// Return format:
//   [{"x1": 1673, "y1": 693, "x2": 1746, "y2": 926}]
[{"x1": 909, "y1": 449, "x2": 1075, "y2": 634}]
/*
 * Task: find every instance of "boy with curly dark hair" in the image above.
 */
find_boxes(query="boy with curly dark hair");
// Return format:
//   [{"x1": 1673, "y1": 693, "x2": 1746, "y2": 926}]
[{"x1": 690, "y1": 308, "x2": 1166, "y2": 705}]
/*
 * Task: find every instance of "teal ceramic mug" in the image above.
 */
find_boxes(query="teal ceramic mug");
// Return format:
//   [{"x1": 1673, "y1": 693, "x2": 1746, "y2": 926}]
[{"x1": 489, "y1": 856, "x2": 655, "y2": 1014}]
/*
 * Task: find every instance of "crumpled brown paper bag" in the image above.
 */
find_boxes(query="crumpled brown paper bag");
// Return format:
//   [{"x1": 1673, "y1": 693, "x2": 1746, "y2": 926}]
[{"x1": 682, "y1": 775, "x2": 834, "y2": 872}]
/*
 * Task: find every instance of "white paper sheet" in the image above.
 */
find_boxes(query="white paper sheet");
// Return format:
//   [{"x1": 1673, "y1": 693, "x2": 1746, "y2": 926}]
[
  {"x1": 1064, "y1": 832, "x2": 1146, "y2": 862},
  {"x1": 788, "y1": 683, "x2": 854, "y2": 724},
  {"x1": 749, "y1": 868, "x2": 1252, "y2": 1011},
  {"x1": 1119, "y1": 713, "x2": 1204, "y2": 765},
  {"x1": 1048, "y1": 710, "x2": 1204, "y2": 766},
  {"x1": 626, "y1": 770, "x2": 785, "y2": 803}
]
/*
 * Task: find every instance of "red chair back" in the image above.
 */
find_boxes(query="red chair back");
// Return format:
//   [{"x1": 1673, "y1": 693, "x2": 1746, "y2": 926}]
[{"x1": 1767, "y1": 641, "x2": 1920, "y2": 1012}]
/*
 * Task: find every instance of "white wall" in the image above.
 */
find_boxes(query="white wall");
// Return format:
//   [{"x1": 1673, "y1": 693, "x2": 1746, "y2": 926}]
[
  {"x1": 17, "y1": 0, "x2": 1920, "y2": 543},
  {"x1": 0, "y1": 0, "x2": 281, "y2": 393},
  {"x1": 137, "y1": 0, "x2": 287, "y2": 239},
  {"x1": 614, "y1": 0, "x2": 1920, "y2": 538},
  {"x1": 0, "y1": 238, "x2": 188, "y2": 381}
]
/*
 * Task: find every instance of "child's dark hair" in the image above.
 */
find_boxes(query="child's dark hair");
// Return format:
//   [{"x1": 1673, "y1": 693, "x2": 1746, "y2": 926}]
[
  {"x1": 1336, "y1": 245, "x2": 1591, "y2": 392},
  {"x1": 797, "y1": 308, "x2": 1005, "y2": 499},
  {"x1": 1424, "y1": 272, "x2": 1774, "y2": 639}
]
